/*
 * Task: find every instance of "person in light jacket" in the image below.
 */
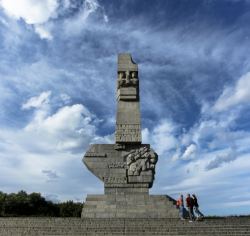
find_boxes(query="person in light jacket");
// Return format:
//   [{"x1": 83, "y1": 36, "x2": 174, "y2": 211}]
[{"x1": 176, "y1": 194, "x2": 184, "y2": 220}]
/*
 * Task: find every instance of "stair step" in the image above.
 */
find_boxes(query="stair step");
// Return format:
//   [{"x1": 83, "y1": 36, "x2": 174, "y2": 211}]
[{"x1": 1, "y1": 217, "x2": 250, "y2": 235}]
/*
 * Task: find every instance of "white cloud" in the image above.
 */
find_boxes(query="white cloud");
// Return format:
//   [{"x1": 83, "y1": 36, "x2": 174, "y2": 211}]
[
  {"x1": 22, "y1": 91, "x2": 51, "y2": 110},
  {"x1": 84, "y1": 0, "x2": 99, "y2": 15},
  {"x1": 60, "y1": 93, "x2": 71, "y2": 104},
  {"x1": 62, "y1": 0, "x2": 71, "y2": 9},
  {"x1": 103, "y1": 14, "x2": 109, "y2": 23},
  {"x1": 63, "y1": 0, "x2": 107, "y2": 36},
  {"x1": 0, "y1": 0, "x2": 108, "y2": 40},
  {"x1": 213, "y1": 72, "x2": 250, "y2": 112},
  {"x1": 206, "y1": 149, "x2": 236, "y2": 170},
  {"x1": 0, "y1": 0, "x2": 58, "y2": 39},
  {"x1": 6, "y1": 91, "x2": 103, "y2": 163},
  {"x1": 142, "y1": 120, "x2": 178, "y2": 155},
  {"x1": 34, "y1": 24, "x2": 53, "y2": 40},
  {"x1": 166, "y1": 70, "x2": 250, "y2": 169},
  {"x1": 0, "y1": 91, "x2": 112, "y2": 200},
  {"x1": 0, "y1": 15, "x2": 8, "y2": 26},
  {"x1": 23, "y1": 92, "x2": 109, "y2": 153},
  {"x1": 0, "y1": 0, "x2": 58, "y2": 24},
  {"x1": 182, "y1": 143, "x2": 197, "y2": 160}
]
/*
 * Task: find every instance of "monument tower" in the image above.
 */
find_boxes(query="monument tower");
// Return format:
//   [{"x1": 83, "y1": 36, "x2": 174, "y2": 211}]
[{"x1": 81, "y1": 54, "x2": 178, "y2": 218}]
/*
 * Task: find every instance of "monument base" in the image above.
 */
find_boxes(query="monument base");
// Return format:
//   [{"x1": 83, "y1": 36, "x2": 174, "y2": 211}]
[{"x1": 81, "y1": 194, "x2": 179, "y2": 218}]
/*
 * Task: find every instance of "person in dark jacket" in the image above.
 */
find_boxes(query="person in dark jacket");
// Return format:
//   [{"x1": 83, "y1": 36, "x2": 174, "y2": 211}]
[
  {"x1": 186, "y1": 193, "x2": 195, "y2": 222},
  {"x1": 192, "y1": 194, "x2": 204, "y2": 219}
]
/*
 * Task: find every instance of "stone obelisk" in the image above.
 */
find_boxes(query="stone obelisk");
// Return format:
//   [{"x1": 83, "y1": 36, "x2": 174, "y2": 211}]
[{"x1": 81, "y1": 54, "x2": 178, "y2": 218}]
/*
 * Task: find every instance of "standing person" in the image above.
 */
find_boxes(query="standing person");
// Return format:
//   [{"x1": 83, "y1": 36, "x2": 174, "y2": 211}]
[
  {"x1": 186, "y1": 193, "x2": 195, "y2": 222},
  {"x1": 192, "y1": 194, "x2": 204, "y2": 219},
  {"x1": 176, "y1": 194, "x2": 185, "y2": 220}
]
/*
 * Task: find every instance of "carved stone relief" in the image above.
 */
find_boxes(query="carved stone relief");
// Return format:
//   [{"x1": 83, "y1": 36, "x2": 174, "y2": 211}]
[
  {"x1": 125, "y1": 146, "x2": 158, "y2": 176},
  {"x1": 117, "y1": 71, "x2": 138, "y2": 89}
]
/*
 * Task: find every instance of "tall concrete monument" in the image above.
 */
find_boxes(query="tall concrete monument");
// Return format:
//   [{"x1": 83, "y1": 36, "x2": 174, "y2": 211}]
[{"x1": 81, "y1": 54, "x2": 178, "y2": 218}]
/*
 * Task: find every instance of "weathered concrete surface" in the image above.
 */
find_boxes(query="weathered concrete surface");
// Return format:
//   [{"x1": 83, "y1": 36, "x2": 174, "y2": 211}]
[{"x1": 1, "y1": 217, "x2": 250, "y2": 235}]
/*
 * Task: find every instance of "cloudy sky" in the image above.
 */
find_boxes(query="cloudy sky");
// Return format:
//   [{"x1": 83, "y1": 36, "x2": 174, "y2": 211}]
[{"x1": 1, "y1": 0, "x2": 250, "y2": 216}]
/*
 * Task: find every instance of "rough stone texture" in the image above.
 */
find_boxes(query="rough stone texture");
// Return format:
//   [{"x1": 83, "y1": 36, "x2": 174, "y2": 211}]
[
  {"x1": 116, "y1": 53, "x2": 141, "y2": 143},
  {"x1": 82, "y1": 194, "x2": 178, "y2": 218},
  {"x1": 83, "y1": 144, "x2": 157, "y2": 189},
  {"x1": 1, "y1": 217, "x2": 250, "y2": 235},
  {"x1": 82, "y1": 54, "x2": 177, "y2": 218}
]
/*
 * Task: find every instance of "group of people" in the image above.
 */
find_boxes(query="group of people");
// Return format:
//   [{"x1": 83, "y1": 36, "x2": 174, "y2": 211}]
[{"x1": 176, "y1": 194, "x2": 204, "y2": 222}]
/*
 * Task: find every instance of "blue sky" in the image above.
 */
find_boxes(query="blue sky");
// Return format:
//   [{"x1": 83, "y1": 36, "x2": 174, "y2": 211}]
[{"x1": 0, "y1": 0, "x2": 250, "y2": 216}]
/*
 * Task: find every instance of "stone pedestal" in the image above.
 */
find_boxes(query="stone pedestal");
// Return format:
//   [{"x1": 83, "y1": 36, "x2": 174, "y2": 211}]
[
  {"x1": 81, "y1": 54, "x2": 179, "y2": 218},
  {"x1": 82, "y1": 194, "x2": 178, "y2": 218}
]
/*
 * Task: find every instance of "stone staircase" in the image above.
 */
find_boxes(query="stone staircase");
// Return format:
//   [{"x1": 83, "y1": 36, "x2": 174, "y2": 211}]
[{"x1": 0, "y1": 217, "x2": 250, "y2": 235}]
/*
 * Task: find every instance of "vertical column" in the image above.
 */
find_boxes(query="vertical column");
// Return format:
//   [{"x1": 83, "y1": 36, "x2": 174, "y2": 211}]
[{"x1": 115, "y1": 54, "x2": 142, "y2": 144}]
